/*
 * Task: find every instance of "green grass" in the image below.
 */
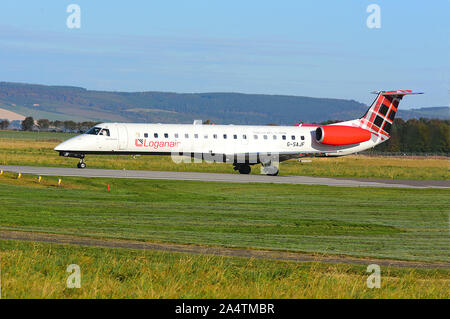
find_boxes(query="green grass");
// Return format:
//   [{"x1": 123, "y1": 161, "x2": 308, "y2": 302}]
[
  {"x1": 0, "y1": 130, "x2": 449, "y2": 180},
  {"x1": 0, "y1": 239, "x2": 448, "y2": 298},
  {"x1": 0, "y1": 130, "x2": 76, "y2": 140},
  {"x1": 0, "y1": 172, "x2": 448, "y2": 262},
  {"x1": 1, "y1": 131, "x2": 448, "y2": 299}
]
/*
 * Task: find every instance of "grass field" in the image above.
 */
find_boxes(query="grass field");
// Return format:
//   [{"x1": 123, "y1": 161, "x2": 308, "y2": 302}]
[
  {"x1": 0, "y1": 239, "x2": 448, "y2": 299},
  {"x1": 0, "y1": 130, "x2": 448, "y2": 299},
  {"x1": 0, "y1": 130, "x2": 448, "y2": 180},
  {"x1": 0, "y1": 172, "x2": 448, "y2": 262}
]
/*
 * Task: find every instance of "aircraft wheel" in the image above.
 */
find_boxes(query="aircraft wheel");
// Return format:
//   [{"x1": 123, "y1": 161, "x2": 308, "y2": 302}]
[
  {"x1": 262, "y1": 166, "x2": 279, "y2": 176},
  {"x1": 238, "y1": 165, "x2": 251, "y2": 175},
  {"x1": 77, "y1": 162, "x2": 86, "y2": 169}
]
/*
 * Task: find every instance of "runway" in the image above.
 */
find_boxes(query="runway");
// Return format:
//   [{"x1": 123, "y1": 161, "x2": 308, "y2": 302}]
[{"x1": 1, "y1": 165, "x2": 448, "y2": 188}]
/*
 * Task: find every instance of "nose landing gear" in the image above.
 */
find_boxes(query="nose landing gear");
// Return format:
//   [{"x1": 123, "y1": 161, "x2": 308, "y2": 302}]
[
  {"x1": 77, "y1": 158, "x2": 86, "y2": 169},
  {"x1": 59, "y1": 152, "x2": 86, "y2": 168}
]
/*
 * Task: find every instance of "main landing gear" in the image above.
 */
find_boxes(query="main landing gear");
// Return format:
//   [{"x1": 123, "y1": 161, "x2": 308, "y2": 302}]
[
  {"x1": 233, "y1": 163, "x2": 279, "y2": 176},
  {"x1": 234, "y1": 164, "x2": 251, "y2": 175},
  {"x1": 261, "y1": 158, "x2": 279, "y2": 176},
  {"x1": 261, "y1": 166, "x2": 279, "y2": 176}
]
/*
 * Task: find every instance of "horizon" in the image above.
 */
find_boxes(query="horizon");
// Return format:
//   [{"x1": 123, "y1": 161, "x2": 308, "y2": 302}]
[{"x1": 1, "y1": 1, "x2": 449, "y2": 109}]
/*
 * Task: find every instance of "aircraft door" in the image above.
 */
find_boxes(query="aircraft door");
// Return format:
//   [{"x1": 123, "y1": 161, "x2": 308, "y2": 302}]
[
  {"x1": 117, "y1": 125, "x2": 128, "y2": 150},
  {"x1": 234, "y1": 129, "x2": 249, "y2": 164},
  {"x1": 96, "y1": 125, "x2": 115, "y2": 150}
]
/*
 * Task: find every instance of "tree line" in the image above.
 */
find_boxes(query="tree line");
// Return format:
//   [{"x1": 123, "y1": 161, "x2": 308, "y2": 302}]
[
  {"x1": 0, "y1": 117, "x2": 100, "y2": 132},
  {"x1": 373, "y1": 118, "x2": 449, "y2": 153}
]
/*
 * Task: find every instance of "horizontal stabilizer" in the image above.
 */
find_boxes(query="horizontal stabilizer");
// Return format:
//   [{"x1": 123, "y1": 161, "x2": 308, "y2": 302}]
[{"x1": 371, "y1": 90, "x2": 424, "y2": 96}]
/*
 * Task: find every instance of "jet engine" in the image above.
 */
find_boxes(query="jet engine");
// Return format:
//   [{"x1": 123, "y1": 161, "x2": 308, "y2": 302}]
[{"x1": 315, "y1": 125, "x2": 372, "y2": 146}]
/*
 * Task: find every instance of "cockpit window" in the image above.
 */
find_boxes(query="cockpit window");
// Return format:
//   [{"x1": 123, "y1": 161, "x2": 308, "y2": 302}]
[
  {"x1": 99, "y1": 129, "x2": 110, "y2": 136},
  {"x1": 85, "y1": 127, "x2": 102, "y2": 135},
  {"x1": 85, "y1": 127, "x2": 110, "y2": 136}
]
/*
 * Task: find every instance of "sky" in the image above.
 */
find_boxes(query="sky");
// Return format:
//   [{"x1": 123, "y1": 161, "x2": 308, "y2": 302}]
[{"x1": 0, "y1": 0, "x2": 449, "y2": 109}]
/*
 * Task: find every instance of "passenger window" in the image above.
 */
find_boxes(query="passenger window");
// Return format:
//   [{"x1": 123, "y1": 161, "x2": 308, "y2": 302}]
[
  {"x1": 144, "y1": 133, "x2": 148, "y2": 138},
  {"x1": 263, "y1": 135, "x2": 268, "y2": 140},
  {"x1": 254, "y1": 135, "x2": 258, "y2": 140},
  {"x1": 291, "y1": 136, "x2": 295, "y2": 140},
  {"x1": 174, "y1": 133, "x2": 179, "y2": 138},
  {"x1": 185, "y1": 133, "x2": 189, "y2": 138},
  {"x1": 213, "y1": 134, "x2": 217, "y2": 139},
  {"x1": 243, "y1": 135, "x2": 247, "y2": 139},
  {"x1": 301, "y1": 136, "x2": 305, "y2": 140},
  {"x1": 164, "y1": 133, "x2": 169, "y2": 138},
  {"x1": 194, "y1": 134, "x2": 198, "y2": 139},
  {"x1": 154, "y1": 133, "x2": 158, "y2": 138},
  {"x1": 282, "y1": 135, "x2": 286, "y2": 140},
  {"x1": 204, "y1": 135, "x2": 208, "y2": 139},
  {"x1": 273, "y1": 135, "x2": 277, "y2": 140},
  {"x1": 233, "y1": 134, "x2": 237, "y2": 139},
  {"x1": 223, "y1": 134, "x2": 227, "y2": 139}
]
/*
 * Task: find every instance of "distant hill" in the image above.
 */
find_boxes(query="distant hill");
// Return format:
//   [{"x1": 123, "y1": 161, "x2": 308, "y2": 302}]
[
  {"x1": 0, "y1": 82, "x2": 447, "y2": 124},
  {"x1": 0, "y1": 108, "x2": 25, "y2": 121}
]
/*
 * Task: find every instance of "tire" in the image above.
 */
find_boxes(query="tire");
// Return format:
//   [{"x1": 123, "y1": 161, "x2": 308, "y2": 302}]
[
  {"x1": 77, "y1": 162, "x2": 86, "y2": 169},
  {"x1": 262, "y1": 166, "x2": 279, "y2": 176},
  {"x1": 238, "y1": 165, "x2": 251, "y2": 174}
]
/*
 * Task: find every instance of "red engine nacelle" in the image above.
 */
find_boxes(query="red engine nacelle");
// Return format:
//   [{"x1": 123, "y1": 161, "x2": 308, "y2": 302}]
[{"x1": 315, "y1": 125, "x2": 372, "y2": 145}]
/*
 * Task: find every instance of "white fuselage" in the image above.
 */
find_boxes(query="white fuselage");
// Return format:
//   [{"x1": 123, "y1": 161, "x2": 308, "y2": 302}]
[{"x1": 55, "y1": 122, "x2": 381, "y2": 160}]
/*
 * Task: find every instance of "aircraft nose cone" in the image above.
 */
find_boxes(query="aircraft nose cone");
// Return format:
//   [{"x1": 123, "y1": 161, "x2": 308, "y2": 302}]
[
  {"x1": 54, "y1": 141, "x2": 64, "y2": 151},
  {"x1": 54, "y1": 139, "x2": 70, "y2": 151},
  {"x1": 54, "y1": 135, "x2": 90, "y2": 152},
  {"x1": 54, "y1": 137, "x2": 78, "y2": 152}
]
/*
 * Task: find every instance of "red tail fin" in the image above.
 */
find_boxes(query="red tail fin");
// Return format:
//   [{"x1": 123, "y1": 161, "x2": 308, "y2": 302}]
[{"x1": 359, "y1": 90, "x2": 423, "y2": 137}]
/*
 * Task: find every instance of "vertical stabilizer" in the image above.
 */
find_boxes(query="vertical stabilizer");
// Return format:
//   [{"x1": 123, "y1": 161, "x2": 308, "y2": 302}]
[{"x1": 359, "y1": 90, "x2": 423, "y2": 138}]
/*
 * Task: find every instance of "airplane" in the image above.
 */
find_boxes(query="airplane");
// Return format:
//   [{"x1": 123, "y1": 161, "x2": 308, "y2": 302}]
[{"x1": 54, "y1": 90, "x2": 422, "y2": 176}]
